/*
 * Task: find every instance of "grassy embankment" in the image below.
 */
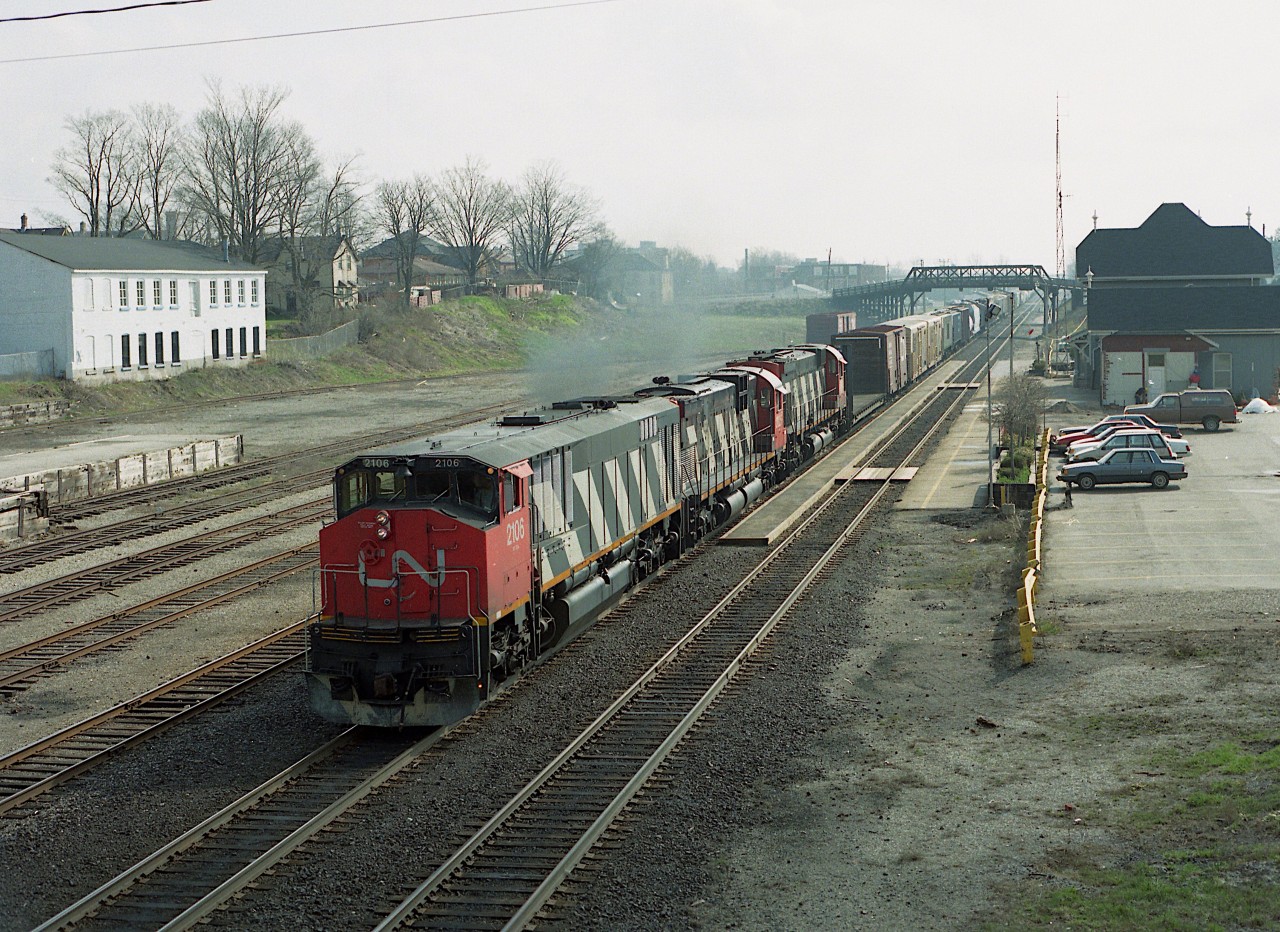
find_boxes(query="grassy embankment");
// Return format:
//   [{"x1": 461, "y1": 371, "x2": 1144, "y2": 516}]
[{"x1": 0, "y1": 294, "x2": 818, "y2": 418}]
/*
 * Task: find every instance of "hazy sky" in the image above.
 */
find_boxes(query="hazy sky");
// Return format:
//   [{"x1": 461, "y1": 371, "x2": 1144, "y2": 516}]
[{"x1": 2, "y1": 0, "x2": 1275, "y2": 270}]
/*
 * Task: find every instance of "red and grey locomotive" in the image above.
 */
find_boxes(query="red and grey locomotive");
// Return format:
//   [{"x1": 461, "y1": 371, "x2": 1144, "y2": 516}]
[{"x1": 305, "y1": 343, "x2": 849, "y2": 727}]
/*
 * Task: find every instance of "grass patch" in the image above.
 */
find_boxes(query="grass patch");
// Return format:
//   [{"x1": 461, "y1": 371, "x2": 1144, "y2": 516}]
[
  {"x1": 0, "y1": 293, "x2": 601, "y2": 418},
  {"x1": 991, "y1": 734, "x2": 1280, "y2": 929}
]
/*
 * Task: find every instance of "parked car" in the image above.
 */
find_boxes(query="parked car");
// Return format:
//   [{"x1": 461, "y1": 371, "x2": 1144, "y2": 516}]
[
  {"x1": 1067, "y1": 428, "x2": 1190, "y2": 463},
  {"x1": 1058, "y1": 448, "x2": 1188, "y2": 490},
  {"x1": 1060, "y1": 422, "x2": 1150, "y2": 456},
  {"x1": 1125, "y1": 389, "x2": 1238, "y2": 432},
  {"x1": 1086, "y1": 412, "x2": 1183, "y2": 439},
  {"x1": 1050, "y1": 418, "x2": 1143, "y2": 455}
]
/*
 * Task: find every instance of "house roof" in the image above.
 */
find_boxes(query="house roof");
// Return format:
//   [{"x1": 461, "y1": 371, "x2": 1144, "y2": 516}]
[
  {"x1": 0, "y1": 232, "x2": 262, "y2": 273},
  {"x1": 257, "y1": 235, "x2": 353, "y2": 265},
  {"x1": 1076, "y1": 203, "x2": 1273, "y2": 279},
  {"x1": 363, "y1": 232, "x2": 452, "y2": 259}
]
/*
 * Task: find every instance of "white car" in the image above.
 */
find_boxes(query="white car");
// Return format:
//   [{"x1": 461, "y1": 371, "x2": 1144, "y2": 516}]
[{"x1": 1067, "y1": 428, "x2": 1191, "y2": 463}]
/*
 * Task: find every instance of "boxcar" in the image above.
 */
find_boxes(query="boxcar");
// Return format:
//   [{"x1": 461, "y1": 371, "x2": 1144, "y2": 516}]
[{"x1": 805, "y1": 311, "x2": 857, "y2": 343}]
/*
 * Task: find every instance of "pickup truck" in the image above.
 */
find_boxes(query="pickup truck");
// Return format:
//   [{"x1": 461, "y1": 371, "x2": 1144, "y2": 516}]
[{"x1": 1124, "y1": 389, "x2": 1238, "y2": 432}]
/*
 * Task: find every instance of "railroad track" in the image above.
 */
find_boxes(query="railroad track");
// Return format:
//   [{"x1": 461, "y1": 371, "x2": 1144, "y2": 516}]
[
  {"x1": 0, "y1": 624, "x2": 305, "y2": 817},
  {"x1": 1, "y1": 402, "x2": 513, "y2": 575},
  {"x1": 21, "y1": 367, "x2": 977, "y2": 931},
  {"x1": 369, "y1": 348, "x2": 978, "y2": 930},
  {"x1": 32, "y1": 729, "x2": 439, "y2": 932},
  {"x1": 0, "y1": 499, "x2": 327, "y2": 624},
  {"x1": 0, "y1": 543, "x2": 316, "y2": 698}
]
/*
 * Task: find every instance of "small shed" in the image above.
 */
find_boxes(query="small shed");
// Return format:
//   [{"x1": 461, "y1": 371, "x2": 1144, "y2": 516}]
[{"x1": 1100, "y1": 333, "x2": 1217, "y2": 406}]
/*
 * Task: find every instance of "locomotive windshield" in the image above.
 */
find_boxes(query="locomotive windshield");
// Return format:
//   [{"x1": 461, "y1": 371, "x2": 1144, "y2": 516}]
[{"x1": 336, "y1": 461, "x2": 499, "y2": 521}]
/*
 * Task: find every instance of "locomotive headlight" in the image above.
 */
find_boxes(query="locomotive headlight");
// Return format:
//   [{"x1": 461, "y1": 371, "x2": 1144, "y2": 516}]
[
  {"x1": 375, "y1": 511, "x2": 390, "y2": 527},
  {"x1": 376, "y1": 526, "x2": 390, "y2": 540}
]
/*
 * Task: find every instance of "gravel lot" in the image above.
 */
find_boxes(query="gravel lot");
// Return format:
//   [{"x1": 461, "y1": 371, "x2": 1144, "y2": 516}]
[{"x1": 1, "y1": 374, "x2": 1277, "y2": 930}]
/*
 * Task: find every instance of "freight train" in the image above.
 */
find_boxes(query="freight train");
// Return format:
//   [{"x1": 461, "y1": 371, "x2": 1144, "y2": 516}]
[{"x1": 304, "y1": 298, "x2": 1004, "y2": 727}]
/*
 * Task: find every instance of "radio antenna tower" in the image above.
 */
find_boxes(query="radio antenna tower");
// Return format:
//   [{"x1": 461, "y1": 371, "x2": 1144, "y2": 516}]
[{"x1": 1055, "y1": 97, "x2": 1065, "y2": 280}]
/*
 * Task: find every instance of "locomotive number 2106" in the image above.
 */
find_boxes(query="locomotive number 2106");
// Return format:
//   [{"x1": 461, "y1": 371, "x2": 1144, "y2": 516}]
[{"x1": 506, "y1": 517, "x2": 526, "y2": 547}]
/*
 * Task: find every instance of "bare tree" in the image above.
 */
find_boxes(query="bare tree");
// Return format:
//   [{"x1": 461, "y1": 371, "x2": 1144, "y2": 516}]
[
  {"x1": 508, "y1": 161, "x2": 600, "y2": 279},
  {"x1": 131, "y1": 103, "x2": 185, "y2": 239},
  {"x1": 182, "y1": 81, "x2": 301, "y2": 262},
  {"x1": 667, "y1": 245, "x2": 721, "y2": 298},
  {"x1": 570, "y1": 232, "x2": 623, "y2": 300},
  {"x1": 429, "y1": 157, "x2": 510, "y2": 286},
  {"x1": 49, "y1": 110, "x2": 142, "y2": 236},
  {"x1": 313, "y1": 157, "x2": 363, "y2": 239},
  {"x1": 373, "y1": 175, "x2": 434, "y2": 306},
  {"x1": 993, "y1": 373, "x2": 1048, "y2": 461}
]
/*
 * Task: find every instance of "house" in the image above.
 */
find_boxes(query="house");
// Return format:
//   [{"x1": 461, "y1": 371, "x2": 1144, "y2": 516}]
[
  {"x1": 1076, "y1": 203, "x2": 1280, "y2": 404},
  {"x1": 790, "y1": 259, "x2": 887, "y2": 293},
  {"x1": 0, "y1": 232, "x2": 266, "y2": 382},
  {"x1": 6, "y1": 214, "x2": 70, "y2": 236},
  {"x1": 259, "y1": 235, "x2": 358, "y2": 317},
  {"x1": 361, "y1": 255, "x2": 468, "y2": 294}
]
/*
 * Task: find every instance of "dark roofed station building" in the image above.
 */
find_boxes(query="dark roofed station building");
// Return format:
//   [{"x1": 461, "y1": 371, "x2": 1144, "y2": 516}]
[{"x1": 1077, "y1": 203, "x2": 1280, "y2": 405}]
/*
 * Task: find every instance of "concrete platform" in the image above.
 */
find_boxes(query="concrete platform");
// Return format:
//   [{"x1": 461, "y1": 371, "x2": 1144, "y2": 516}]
[
  {"x1": 719, "y1": 356, "x2": 972, "y2": 546},
  {"x1": 0, "y1": 433, "x2": 202, "y2": 478}
]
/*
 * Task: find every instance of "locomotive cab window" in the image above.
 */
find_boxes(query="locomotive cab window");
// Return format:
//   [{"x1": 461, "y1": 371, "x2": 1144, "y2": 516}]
[
  {"x1": 503, "y1": 472, "x2": 519, "y2": 514},
  {"x1": 458, "y1": 469, "x2": 497, "y2": 517},
  {"x1": 336, "y1": 468, "x2": 407, "y2": 517},
  {"x1": 414, "y1": 468, "x2": 453, "y2": 502}
]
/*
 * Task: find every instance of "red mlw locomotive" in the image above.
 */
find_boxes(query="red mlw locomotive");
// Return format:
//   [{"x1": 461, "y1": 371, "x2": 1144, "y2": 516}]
[{"x1": 306, "y1": 345, "x2": 846, "y2": 727}]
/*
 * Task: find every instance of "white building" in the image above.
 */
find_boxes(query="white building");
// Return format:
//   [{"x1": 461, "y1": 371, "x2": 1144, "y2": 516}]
[{"x1": 0, "y1": 232, "x2": 267, "y2": 383}]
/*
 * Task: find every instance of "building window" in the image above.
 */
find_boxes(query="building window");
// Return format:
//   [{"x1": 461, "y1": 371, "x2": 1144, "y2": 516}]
[
  {"x1": 85, "y1": 278, "x2": 95, "y2": 310},
  {"x1": 225, "y1": 327, "x2": 233, "y2": 359},
  {"x1": 251, "y1": 280, "x2": 259, "y2": 304},
  {"x1": 211, "y1": 329, "x2": 220, "y2": 359},
  {"x1": 252, "y1": 326, "x2": 261, "y2": 356},
  {"x1": 153, "y1": 280, "x2": 162, "y2": 307},
  {"x1": 209, "y1": 280, "x2": 218, "y2": 305},
  {"x1": 137, "y1": 333, "x2": 148, "y2": 367},
  {"x1": 154, "y1": 331, "x2": 164, "y2": 365},
  {"x1": 223, "y1": 280, "x2": 232, "y2": 304},
  {"x1": 237, "y1": 280, "x2": 246, "y2": 305},
  {"x1": 169, "y1": 280, "x2": 178, "y2": 307},
  {"x1": 171, "y1": 331, "x2": 181, "y2": 363},
  {"x1": 136, "y1": 280, "x2": 146, "y2": 307},
  {"x1": 121, "y1": 334, "x2": 131, "y2": 368},
  {"x1": 239, "y1": 326, "x2": 247, "y2": 357},
  {"x1": 119, "y1": 280, "x2": 129, "y2": 308}
]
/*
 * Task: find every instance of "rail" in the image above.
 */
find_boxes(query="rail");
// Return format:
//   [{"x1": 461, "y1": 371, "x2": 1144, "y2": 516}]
[
  {"x1": 374, "y1": 353, "x2": 975, "y2": 930},
  {"x1": 1018, "y1": 428, "x2": 1051, "y2": 663}
]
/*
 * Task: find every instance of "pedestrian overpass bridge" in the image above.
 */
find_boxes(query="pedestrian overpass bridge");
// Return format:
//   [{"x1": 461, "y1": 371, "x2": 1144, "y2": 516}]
[{"x1": 831, "y1": 264, "x2": 1077, "y2": 323}]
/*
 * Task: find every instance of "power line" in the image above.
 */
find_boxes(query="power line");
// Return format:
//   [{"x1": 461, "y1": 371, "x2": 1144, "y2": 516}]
[
  {"x1": 0, "y1": 0, "x2": 214, "y2": 24},
  {"x1": 0, "y1": 0, "x2": 623, "y2": 64}
]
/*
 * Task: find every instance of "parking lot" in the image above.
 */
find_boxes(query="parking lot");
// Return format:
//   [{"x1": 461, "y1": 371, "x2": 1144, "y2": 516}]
[{"x1": 1046, "y1": 413, "x2": 1280, "y2": 595}]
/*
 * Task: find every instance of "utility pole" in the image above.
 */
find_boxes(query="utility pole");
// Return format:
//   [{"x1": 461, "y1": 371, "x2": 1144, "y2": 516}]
[
  {"x1": 986, "y1": 302, "x2": 994, "y2": 509},
  {"x1": 1010, "y1": 293, "x2": 1015, "y2": 382},
  {"x1": 1054, "y1": 96, "x2": 1066, "y2": 368}
]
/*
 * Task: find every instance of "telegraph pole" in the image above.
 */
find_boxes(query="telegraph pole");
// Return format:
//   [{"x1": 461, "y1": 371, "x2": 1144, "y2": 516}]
[{"x1": 986, "y1": 302, "x2": 995, "y2": 508}]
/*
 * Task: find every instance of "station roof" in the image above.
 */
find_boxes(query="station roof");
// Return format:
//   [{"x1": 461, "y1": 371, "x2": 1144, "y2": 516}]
[{"x1": 1076, "y1": 203, "x2": 1273, "y2": 280}]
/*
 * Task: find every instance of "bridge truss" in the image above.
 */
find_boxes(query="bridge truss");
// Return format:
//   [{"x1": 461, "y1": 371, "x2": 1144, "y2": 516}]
[{"x1": 831, "y1": 264, "x2": 1077, "y2": 324}]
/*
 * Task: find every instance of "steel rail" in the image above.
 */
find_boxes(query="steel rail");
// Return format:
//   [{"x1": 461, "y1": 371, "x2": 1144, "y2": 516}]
[
  {"x1": 30, "y1": 728, "x2": 364, "y2": 932},
  {"x1": 0, "y1": 499, "x2": 327, "y2": 623},
  {"x1": 30, "y1": 729, "x2": 450, "y2": 932},
  {"x1": 1, "y1": 402, "x2": 513, "y2": 574},
  {"x1": 0, "y1": 544, "x2": 316, "y2": 695},
  {"x1": 372, "y1": 361, "x2": 977, "y2": 931},
  {"x1": 0, "y1": 624, "x2": 304, "y2": 815}
]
